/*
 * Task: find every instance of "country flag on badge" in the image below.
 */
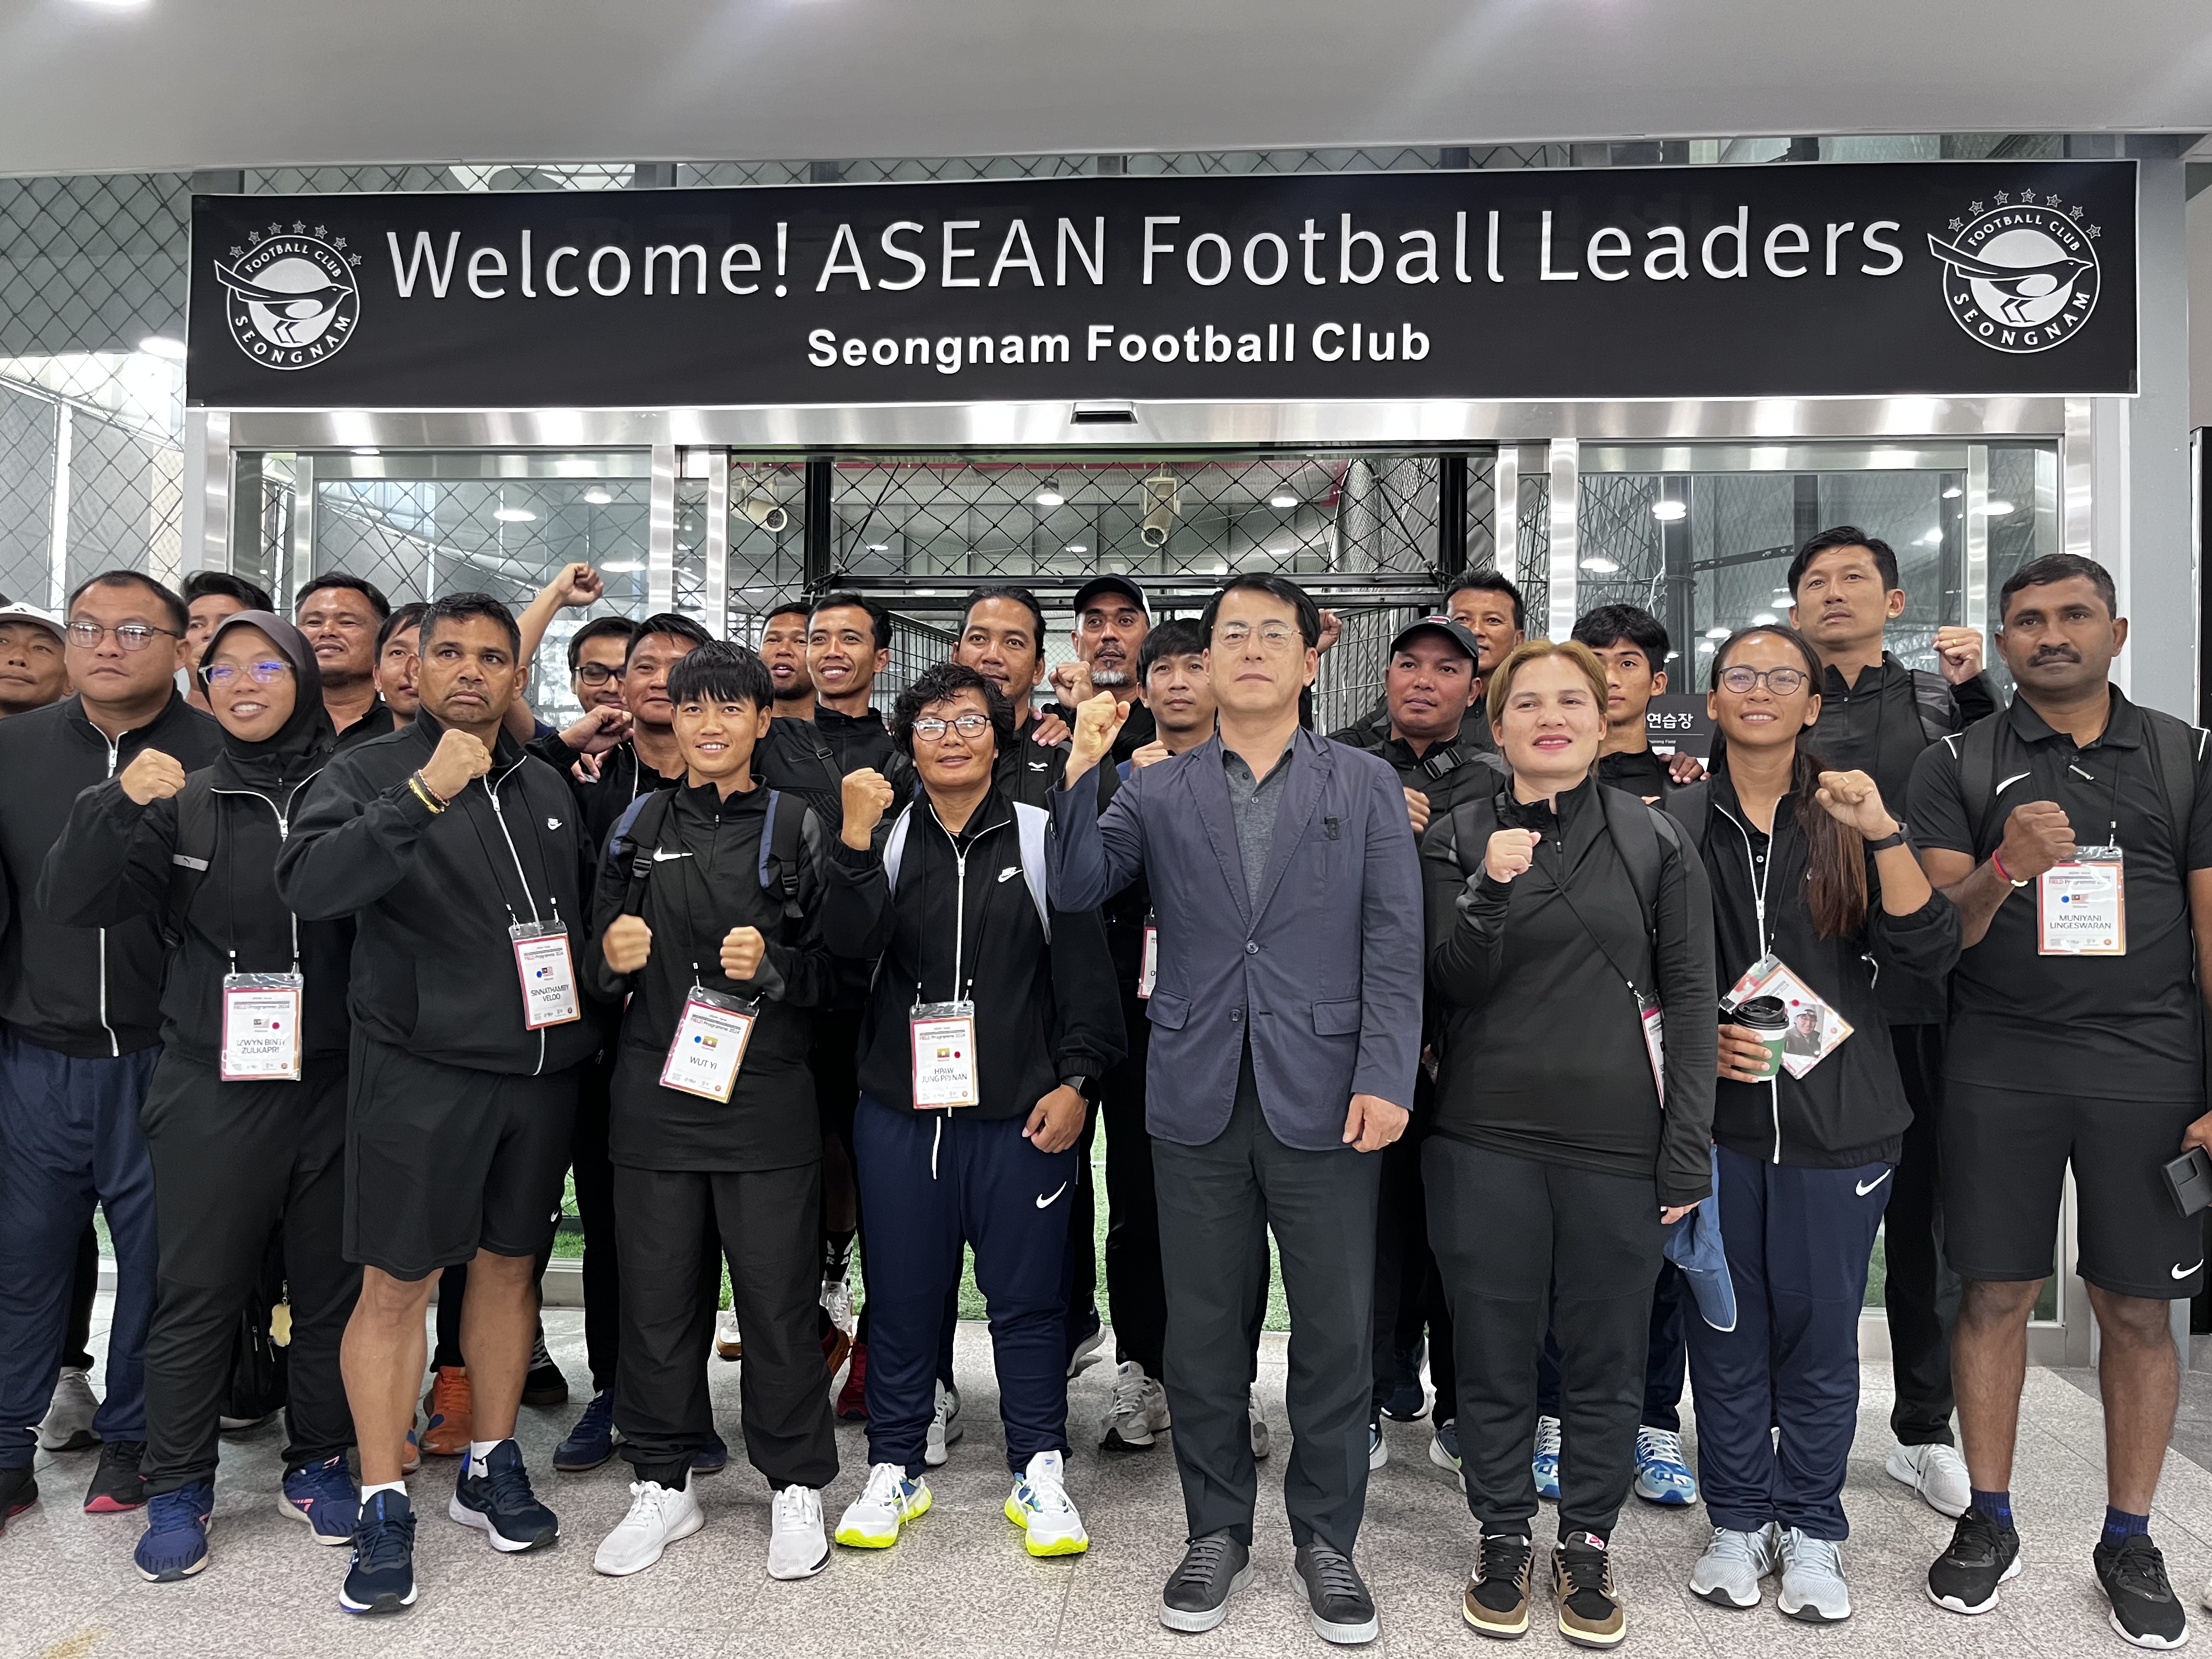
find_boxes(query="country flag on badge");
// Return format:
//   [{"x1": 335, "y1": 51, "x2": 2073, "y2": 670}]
[{"x1": 695, "y1": 1033, "x2": 718, "y2": 1049}]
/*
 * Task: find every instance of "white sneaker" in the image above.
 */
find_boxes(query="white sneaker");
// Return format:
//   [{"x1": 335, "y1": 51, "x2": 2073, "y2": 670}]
[
  {"x1": 1368, "y1": 1420, "x2": 1389, "y2": 1470},
  {"x1": 714, "y1": 1310, "x2": 743, "y2": 1362},
  {"x1": 1101, "y1": 1361, "x2": 1171, "y2": 1451},
  {"x1": 1777, "y1": 1527, "x2": 1852, "y2": 1623},
  {"x1": 37, "y1": 1365, "x2": 100, "y2": 1452},
  {"x1": 834, "y1": 1462, "x2": 930, "y2": 1549},
  {"x1": 593, "y1": 1476, "x2": 704, "y2": 1576},
  {"x1": 1689, "y1": 1522, "x2": 1779, "y2": 1609},
  {"x1": 1249, "y1": 1395, "x2": 1271, "y2": 1461},
  {"x1": 1005, "y1": 1449, "x2": 1088, "y2": 1556},
  {"x1": 819, "y1": 1278, "x2": 855, "y2": 1337},
  {"x1": 767, "y1": 1483, "x2": 828, "y2": 1580},
  {"x1": 1066, "y1": 1322, "x2": 1107, "y2": 1379},
  {"x1": 924, "y1": 1380, "x2": 963, "y2": 1468},
  {"x1": 1886, "y1": 1442, "x2": 1971, "y2": 1519}
]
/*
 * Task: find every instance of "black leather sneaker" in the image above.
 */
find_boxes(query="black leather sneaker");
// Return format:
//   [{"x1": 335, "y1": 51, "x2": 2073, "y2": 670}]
[
  {"x1": 1293, "y1": 1539, "x2": 1380, "y2": 1645},
  {"x1": 1159, "y1": 1530, "x2": 1254, "y2": 1633},
  {"x1": 2095, "y1": 1532, "x2": 2189, "y2": 1650},
  {"x1": 82, "y1": 1438, "x2": 145, "y2": 1514},
  {"x1": 1926, "y1": 1506, "x2": 2021, "y2": 1615},
  {"x1": 0, "y1": 1465, "x2": 37, "y2": 1534},
  {"x1": 1464, "y1": 1531, "x2": 1534, "y2": 1638}
]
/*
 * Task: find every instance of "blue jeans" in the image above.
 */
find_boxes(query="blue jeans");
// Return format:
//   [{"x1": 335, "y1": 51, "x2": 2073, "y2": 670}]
[{"x1": 0, "y1": 1033, "x2": 160, "y2": 1466}]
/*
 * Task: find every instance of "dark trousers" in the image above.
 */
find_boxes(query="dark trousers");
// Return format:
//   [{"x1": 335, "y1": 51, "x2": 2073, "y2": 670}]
[
  {"x1": 1426, "y1": 1137, "x2": 1663, "y2": 1541},
  {"x1": 0, "y1": 1034, "x2": 160, "y2": 1468},
  {"x1": 1062, "y1": 1100, "x2": 1100, "y2": 1364},
  {"x1": 63, "y1": 1224, "x2": 98, "y2": 1370},
  {"x1": 1688, "y1": 1145, "x2": 1890, "y2": 1540},
  {"x1": 1372, "y1": 1087, "x2": 1456, "y2": 1419},
  {"x1": 139, "y1": 1053, "x2": 358, "y2": 1492},
  {"x1": 613, "y1": 1162, "x2": 836, "y2": 1491},
  {"x1": 812, "y1": 1007, "x2": 868, "y2": 1343},
  {"x1": 1099, "y1": 1010, "x2": 1167, "y2": 1376},
  {"x1": 1153, "y1": 1062, "x2": 1380, "y2": 1555},
  {"x1": 854, "y1": 1096, "x2": 1077, "y2": 1476},
  {"x1": 1535, "y1": 1262, "x2": 1686, "y2": 1432},
  {"x1": 1886, "y1": 1023, "x2": 1957, "y2": 1446},
  {"x1": 568, "y1": 1055, "x2": 620, "y2": 1393}
]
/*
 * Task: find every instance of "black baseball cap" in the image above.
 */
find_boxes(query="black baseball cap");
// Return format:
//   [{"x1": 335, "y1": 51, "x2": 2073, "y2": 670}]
[
  {"x1": 1071, "y1": 574, "x2": 1149, "y2": 616},
  {"x1": 1389, "y1": 614, "x2": 1482, "y2": 663}
]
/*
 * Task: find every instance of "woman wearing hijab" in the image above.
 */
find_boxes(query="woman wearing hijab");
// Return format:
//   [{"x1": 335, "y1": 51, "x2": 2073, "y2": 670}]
[{"x1": 40, "y1": 611, "x2": 360, "y2": 1583}]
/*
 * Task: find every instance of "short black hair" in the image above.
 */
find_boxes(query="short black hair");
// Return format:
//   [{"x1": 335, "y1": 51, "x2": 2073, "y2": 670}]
[
  {"x1": 297, "y1": 571, "x2": 392, "y2": 621},
  {"x1": 760, "y1": 599, "x2": 812, "y2": 628},
  {"x1": 891, "y1": 661, "x2": 1014, "y2": 759},
  {"x1": 1997, "y1": 552, "x2": 2118, "y2": 624},
  {"x1": 1199, "y1": 573, "x2": 1322, "y2": 648},
  {"x1": 1138, "y1": 618, "x2": 1207, "y2": 679},
  {"x1": 420, "y1": 591, "x2": 521, "y2": 656},
  {"x1": 624, "y1": 612, "x2": 714, "y2": 664},
  {"x1": 567, "y1": 616, "x2": 637, "y2": 673},
  {"x1": 1571, "y1": 603, "x2": 1670, "y2": 662},
  {"x1": 960, "y1": 584, "x2": 1047, "y2": 645},
  {"x1": 375, "y1": 600, "x2": 429, "y2": 653},
  {"x1": 811, "y1": 590, "x2": 893, "y2": 655},
  {"x1": 1787, "y1": 526, "x2": 1900, "y2": 596},
  {"x1": 1443, "y1": 569, "x2": 1526, "y2": 632},
  {"x1": 667, "y1": 639, "x2": 774, "y2": 710},
  {"x1": 67, "y1": 570, "x2": 188, "y2": 635},
  {"x1": 183, "y1": 569, "x2": 272, "y2": 612}
]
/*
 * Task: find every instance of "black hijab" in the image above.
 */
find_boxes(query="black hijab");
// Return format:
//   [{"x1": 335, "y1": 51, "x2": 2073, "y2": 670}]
[{"x1": 202, "y1": 610, "x2": 337, "y2": 791}]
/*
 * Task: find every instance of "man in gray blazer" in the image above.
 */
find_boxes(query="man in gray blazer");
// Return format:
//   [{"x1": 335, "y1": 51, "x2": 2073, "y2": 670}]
[{"x1": 1049, "y1": 572, "x2": 1423, "y2": 1646}]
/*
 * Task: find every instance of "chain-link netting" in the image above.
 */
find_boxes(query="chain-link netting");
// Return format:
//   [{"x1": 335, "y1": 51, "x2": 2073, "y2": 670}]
[{"x1": 1514, "y1": 472, "x2": 1551, "y2": 634}]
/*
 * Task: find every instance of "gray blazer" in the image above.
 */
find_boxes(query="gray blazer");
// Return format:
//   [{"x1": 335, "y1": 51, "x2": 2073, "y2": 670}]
[{"x1": 1047, "y1": 726, "x2": 1423, "y2": 1151}]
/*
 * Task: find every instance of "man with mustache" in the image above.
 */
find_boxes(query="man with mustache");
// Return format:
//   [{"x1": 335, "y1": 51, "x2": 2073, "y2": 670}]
[
  {"x1": 1043, "y1": 576, "x2": 1156, "y2": 765},
  {"x1": 1787, "y1": 526, "x2": 1995, "y2": 1525},
  {"x1": 758, "y1": 601, "x2": 816, "y2": 721},
  {"x1": 1908, "y1": 554, "x2": 2209, "y2": 1649}
]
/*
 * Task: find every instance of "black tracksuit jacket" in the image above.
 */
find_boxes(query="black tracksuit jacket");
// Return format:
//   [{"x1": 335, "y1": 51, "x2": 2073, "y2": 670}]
[
  {"x1": 758, "y1": 704, "x2": 915, "y2": 825},
  {"x1": 1703, "y1": 772, "x2": 1961, "y2": 1169},
  {"x1": 274, "y1": 712, "x2": 598, "y2": 1077},
  {"x1": 0, "y1": 692, "x2": 223, "y2": 1056},
  {"x1": 822, "y1": 787, "x2": 1125, "y2": 1121}
]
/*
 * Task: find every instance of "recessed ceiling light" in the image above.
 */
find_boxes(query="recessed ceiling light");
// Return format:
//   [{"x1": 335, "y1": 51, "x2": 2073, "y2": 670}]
[
  {"x1": 1942, "y1": 486, "x2": 1962, "y2": 499},
  {"x1": 1063, "y1": 543, "x2": 1088, "y2": 554},
  {"x1": 1035, "y1": 480, "x2": 1064, "y2": 507},
  {"x1": 350, "y1": 447, "x2": 380, "y2": 458},
  {"x1": 75, "y1": 0, "x2": 151, "y2": 10},
  {"x1": 582, "y1": 488, "x2": 612, "y2": 505},
  {"x1": 1920, "y1": 529, "x2": 1943, "y2": 545},
  {"x1": 1752, "y1": 611, "x2": 1779, "y2": 626},
  {"x1": 1984, "y1": 499, "x2": 2015, "y2": 515},
  {"x1": 137, "y1": 334, "x2": 187, "y2": 360},
  {"x1": 601, "y1": 560, "x2": 644, "y2": 573},
  {"x1": 1651, "y1": 499, "x2": 1687, "y2": 522},
  {"x1": 866, "y1": 543, "x2": 889, "y2": 552},
  {"x1": 1579, "y1": 556, "x2": 1619, "y2": 573},
  {"x1": 1703, "y1": 626, "x2": 1730, "y2": 639},
  {"x1": 1268, "y1": 493, "x2": 1299, "y2": 509},
  {"x1": 493, "y1": 507, "x2": 536, "y2": 523}
]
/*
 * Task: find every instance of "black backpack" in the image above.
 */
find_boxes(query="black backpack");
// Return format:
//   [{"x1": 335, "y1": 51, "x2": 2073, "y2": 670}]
[
  {"x1": 1445, "y1": 782, "x2": 1695, "y2": 954},
  {"x1": 1909, "y1": 670, "x2": 1962, "y2": 747},
  {"x1": 1943, "y1": 707, "x2": 2207, "y2": 853},
  {"x1": 607, "y1": 786, "x2": 809, "y2": 923},
  {"x1": 161, "y1": 775, "x2": 220, "y2": 949}
]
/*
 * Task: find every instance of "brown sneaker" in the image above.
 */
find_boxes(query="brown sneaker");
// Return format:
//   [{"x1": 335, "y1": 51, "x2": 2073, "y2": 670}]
[
  {"x1": 419, "y1": 1365, "x2": 473, "y2": 1458},
  {"x1": 1552, "y1": 1532, "x2": 1626, "y2": 1649},
  {"x1": 1463, "y1": 1532, "x2": 1533, "y2": 1638}
]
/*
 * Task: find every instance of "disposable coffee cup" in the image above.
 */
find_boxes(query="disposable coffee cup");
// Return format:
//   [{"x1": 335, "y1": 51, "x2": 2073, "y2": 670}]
[{"x1": 1734, "y1": 995, "x2": 1787, "y2": 1079}]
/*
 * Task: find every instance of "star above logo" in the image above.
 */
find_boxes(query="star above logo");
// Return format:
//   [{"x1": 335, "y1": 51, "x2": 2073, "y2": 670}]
[
  {"x1": 333, "y1": 236, "x2": 347, "y2": 250},
  {"x1": 348, "y1": 254, "x2": 362, "y2": 266},
  {"x1": 247, "y1": 229, "x2": 263, "y2": 245},
  {"x1": 267, "y1": 222, "x2": 281, "y2": 235},
  {"x1": 2087, "y1": 224, "x2": 2102, "y2": 238},
  {"x1": 1995, "y1": 190, "x2": 2011, "y2": 205},
  {"x1": 1970, "y1": 200, "x2": 1985, "y2": 213},
  {"x1": 291, "y1": 220, "x2": 305, "y2": 233},
  {"x1": 2046, "y1": 192, "x2": 2062, "y2": 206},
  {"x1": 2069, "y1": 204, "x2": 2085, "y2": 218},
  {"x1": 228, "y1": 245, "x2": 242, "y2": 257},
  {"x1": 1948, "y1": 217, "x2": 1963, "y2": 231}
]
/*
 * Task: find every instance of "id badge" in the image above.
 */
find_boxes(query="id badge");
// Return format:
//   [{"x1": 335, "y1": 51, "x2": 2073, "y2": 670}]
[
  {"x1": 910, "y1": 999, "x2": 980, "y2": 1109},
  {"x1": 659, "y1": 984, "x2": 759, "y2": 1103},
  {"x1": 510, "y1": 921, "x2": 581, "y2": 1029},
  {"x1": 1637, "y1": 993, "x2": 1666, "y2": 1107},
  {"x1": 1138, "y1": 923, "x2": 1159, "y2": 1000},
  {"x1": 2039, "y1": 845, "x2": 2125, "y2": 956},
  {"x1": 221, "y1": 972, "x2": 303, "y2": 1082}
]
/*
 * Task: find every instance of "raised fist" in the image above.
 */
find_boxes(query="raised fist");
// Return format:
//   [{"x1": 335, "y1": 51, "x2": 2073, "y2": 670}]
[
  {"x1": 721, "y1": 925, "x2": 766, "y2": 981},
  {"x1": 1996, "y1": 799, "x2": 2076, "y2": 882},
  {"x1": 601, "y1": 914, "x2": 652, "y2": 974},
  {"x1": 840, "y1": 766, "x2": 896, "y2": 850},
  {"x1": 1485, "y1": 827, "x2": 1539, "y2": 883},
  {"x1": 119, "y1": 748, "x2": 187, "y2": 806},
  {"x1": 419, "y1": 728, "x2": 492, "y2": 802},
  {"x1": 1068, "y1": 691, "x2": 1128, "y2": 780}
]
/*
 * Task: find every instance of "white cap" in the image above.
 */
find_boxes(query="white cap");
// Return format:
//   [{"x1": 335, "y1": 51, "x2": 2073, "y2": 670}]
[{"x1": 0, "y1": 602, "x2": 65, "y2": 641}]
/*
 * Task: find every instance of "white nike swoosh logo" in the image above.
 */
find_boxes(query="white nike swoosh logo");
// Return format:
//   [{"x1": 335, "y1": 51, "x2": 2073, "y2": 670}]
[
  {"x1": 1035, "y1": 1182, "x2": 1068, "y2": 1208},
  {"x1": 1994, "y1": 771, "x2": 2033, "y2": 798},
  {"x1": 1857, "y1": 1170, "x2": 1893, "y2": 1196},
  {"x1": 998, "y1": 866, "x2": 1020, "y2": 882},
  {"x1": 2175, "y1": 1260, "x2": 2204, "y2": 1280},
  {"x1": 651, "y1": 848, "x2": 692, "y2": 862},
  {"x1": 1029, "y1": 761, "x2": 1048, "y2": 771}
]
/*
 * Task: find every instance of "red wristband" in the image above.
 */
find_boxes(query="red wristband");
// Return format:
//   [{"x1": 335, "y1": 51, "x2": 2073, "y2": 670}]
[{"x1": 1990, "y1": 849, "x2": 2013, "y2": 884}]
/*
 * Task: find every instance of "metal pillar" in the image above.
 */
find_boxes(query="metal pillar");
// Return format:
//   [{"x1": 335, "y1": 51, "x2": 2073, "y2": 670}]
[
  {"x1": 704, "y1": 452, "x2": 730, "y2": 638},
  {"x1": 1437, "y1": 454, "x2": 1469, "y2": 579},
  {"x1": 647, "y1": 443, "x2": 677, "y2": 615},
  {"x1": 803, "y1": 458, "x2": 835, "y2": 596},
  {"x1": 1545, "y1": 440, "x2": 1579, "y2": 640}
]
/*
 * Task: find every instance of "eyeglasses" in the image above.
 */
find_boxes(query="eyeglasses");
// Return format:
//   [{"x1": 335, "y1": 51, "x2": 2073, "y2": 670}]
[
  {"x1": 575, "y1": 662, "x2": 619, "y2": 685},
  {"x1": 202, "y1": 658, "x2": 292, "y2": 689},
  {"x1": 1214, "y1": 622, "x2": 1301, "y2": 653},
  {"x1": 911, "y1": 713, "x2": 991, "y2": 742},
  {"x1": 1716, "y1": 664, "x2": 1809, "y2": 696},
  {"x1": 66, "y1": 620, "x2": 180, "y2": 651}
]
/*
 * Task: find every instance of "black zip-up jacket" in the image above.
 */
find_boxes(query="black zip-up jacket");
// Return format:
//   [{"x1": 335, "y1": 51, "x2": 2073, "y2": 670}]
[
  {"x1": 822, "y1": 786, "x2": 1125, "y2": 1120},
  {"x1": 1703, "y1": 771, "x2": 1961, "y2": 1169},
  {"x1": 1423, "y1": 776, "x2": 1717, "y2": 1206},
  {"x1": 1329, "y1": 718, "x2": 1507, "y2": 817},
  {"x1": 994, "y1": 717, "x2": 1069, "y2": 808},
  {"x1": 275, "y1": 711, "x2": 598, "y2": 1076},
  {"x1": 1043, "y1": 697, "x2": 1155, "y2": 764},
  {"x1": 527, "y1": 734, "x2": 683, "y2": 874},
  {"x1": 0, "y1": 692, "x2": 223, "y2": 1056},
  {"x1": 758, "y1": 704, "x2": 915, "y2": 825},
  {"x1": 585, "y1": 781, "x2": 839, "y2": 1170}
]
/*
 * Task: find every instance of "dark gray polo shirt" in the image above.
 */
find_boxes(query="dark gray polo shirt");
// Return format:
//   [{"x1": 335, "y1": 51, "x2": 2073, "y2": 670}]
[{"x1": 1223, "y1": 740, "x2": 1296, "y2": 910}]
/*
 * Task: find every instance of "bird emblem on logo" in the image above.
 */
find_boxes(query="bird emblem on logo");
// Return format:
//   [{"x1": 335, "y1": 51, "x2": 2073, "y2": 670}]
[
  {"x1": 1927, "y1": 196, "x2": 2101, "y2": 355},
  {"x1": 216, "y1": 229, "x2": 362, "y2": 371}
]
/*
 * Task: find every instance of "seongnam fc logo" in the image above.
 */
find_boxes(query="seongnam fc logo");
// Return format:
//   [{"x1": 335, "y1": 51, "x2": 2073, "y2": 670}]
[
  {"x1": 213, "y1": 225, "x2": 362, "y2": 370},
  {"x1": 1926, "y1": 194, "x2": 2101, "y2": 355}
]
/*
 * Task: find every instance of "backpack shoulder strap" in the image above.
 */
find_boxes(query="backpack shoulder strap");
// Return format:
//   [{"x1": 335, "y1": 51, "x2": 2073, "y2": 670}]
[
  {"x1": 881, "y1": 804, "x2": 915, "y2": 896},
  {"x1": 1657, "y1": 778, "x2": 1708, "y2": 858},
  {"x1": 1446, "y1": 792, "x2": 1499, "y2": 880},
  {"x1": 163, "y1": 774, "x2": 218, "y2": 947},
  {"x1": 1013, "y1": 801, "x2": 1052, "y2": 940},
  {"x1": 756, "y1": 788, "x2": 809, "y2": 919},
  {"x1": 608, "y1": 789, "x2": 675, "y2": 918},
  {"x1": 1910, "y1": 669, "x2": 1959, "y2": 745},
  {"x1": 1599, "y1": 785, "x2": 1665, "y2": 925},
  {"x1": 1954, "y1": 715, "x2": 2002, "y2": 851},
  {"x1": 2141, "y1": 710, "x2": 2205, "y2": 852}
]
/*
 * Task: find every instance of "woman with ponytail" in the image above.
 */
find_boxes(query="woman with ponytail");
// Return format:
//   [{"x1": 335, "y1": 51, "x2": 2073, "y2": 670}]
[{"x1": 1686, "y1": 625, "x2": 1960, "y2": 1625}]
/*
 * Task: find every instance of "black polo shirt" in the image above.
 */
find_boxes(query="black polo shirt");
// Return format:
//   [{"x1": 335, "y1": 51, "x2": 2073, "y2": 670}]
[
  {"x1": 1908, "y1": 687, "x2": 2212, "y2": 1102},
  {"x1": 1597, "y1": 747, "x2": 1671, "y2": 801}
]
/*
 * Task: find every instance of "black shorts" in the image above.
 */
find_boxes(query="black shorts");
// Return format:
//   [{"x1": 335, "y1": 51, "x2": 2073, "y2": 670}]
[
  {"x1": 1942, "y1": 1080, "x2": 2204, "y2": 1301},
  {"x1": 345, "y1": 1031, "x2": 579, "y2": 1281}
]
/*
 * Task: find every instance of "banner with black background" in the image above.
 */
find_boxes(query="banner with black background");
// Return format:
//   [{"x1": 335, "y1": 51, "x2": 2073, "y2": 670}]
[{"x1": 187, "y1": 160, "x2": 2136, "y2": 410}]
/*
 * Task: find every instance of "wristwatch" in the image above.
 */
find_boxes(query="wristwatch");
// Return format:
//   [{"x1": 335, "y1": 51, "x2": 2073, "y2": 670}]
[
  {"x1": 1060, "y1": 1075, "x2": 1091, "y2": 1099},
  {"x1": 1864, "y1": 827, "x2": 1909, "y2": 853}
]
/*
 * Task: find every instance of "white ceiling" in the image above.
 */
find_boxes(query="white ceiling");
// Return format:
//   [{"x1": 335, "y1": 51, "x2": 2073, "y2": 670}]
[{"x1": 0, "y1": 0, "x2": 2208, "y2": 179}]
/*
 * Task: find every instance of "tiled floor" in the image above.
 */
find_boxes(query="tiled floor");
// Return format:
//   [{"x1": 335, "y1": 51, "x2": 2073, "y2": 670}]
[{"x1": 9, "y1": 1307, "x2": 2212, "y2": 1658}]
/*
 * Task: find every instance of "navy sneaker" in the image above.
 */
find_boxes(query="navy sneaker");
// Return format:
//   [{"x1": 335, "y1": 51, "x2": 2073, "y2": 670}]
[
  {"x1": 341, "y1": 1489, "x2": 417, "y2": 1615},
  {"x1": 1381, "y1": 1339, "x2": 1427, "y2": 1421},
  {"x1": 691, "y1": 1431, "x2": 729, "y2": 1476},
  {"x1": 450, "y1": 1438, "x2": 558, "y2": 1552},
  {"x1": 133, "y1": 1483, "x2": 213, "y2": 1582},
  {"x1": 0, "y1": 1466, "x2": 36, "y2": 1534},
  {"x1": 280, "y1": 1454, "x2": 359, "y2": 1544},
  {"x1": 554, "y1": 1390, "x2": 617, "y2": 1473}
]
